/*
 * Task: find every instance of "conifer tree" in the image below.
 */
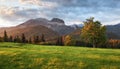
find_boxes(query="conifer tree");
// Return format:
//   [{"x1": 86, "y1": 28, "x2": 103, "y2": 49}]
[
  {"x1": 14, "y1": 36, "x2": 21, "y2": 43},
  {"x1": 3, "y1": 30, "x2": 8, "y2": 42},
  {"x1": 41, "y1": 34, "x2": 45, "y2": 42},
  {"x1": 0, "y1": 37, "x2": 3, "y2": 42},
  {"x1": 9, "y1": 35, "x2": 13, "y2": 42},
  {"x1": 56, "y1": 36, "x2": 63, "y2": 46},
  {"x1": 21, "y1": 33, "x2": 26, "y2": 43},
  {"x1": 34, "y1": 36, "x2": 39, "y2": 43}
]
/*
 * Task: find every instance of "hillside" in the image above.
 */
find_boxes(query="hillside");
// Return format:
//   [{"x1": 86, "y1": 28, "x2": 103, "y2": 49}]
[
  {"x1": 0, "y1": 42, "x2": 120, "y2": 69},
  {"x1": 0, "y1": 25, "x2": 59, "y2": 40}
]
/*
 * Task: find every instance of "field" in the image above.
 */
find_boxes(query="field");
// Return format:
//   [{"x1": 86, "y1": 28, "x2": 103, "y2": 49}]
[{"x1": 0, "y1": 42, "x2": 120, "y2": 69}]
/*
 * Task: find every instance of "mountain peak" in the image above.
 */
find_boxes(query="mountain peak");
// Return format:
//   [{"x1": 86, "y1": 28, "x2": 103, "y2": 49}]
[
  {"x1": 51, "y1": 18, "x2": 65, "y2": 24},
  {"x1": 35, "y1": 18, "x2": 49, "y2": 22}
]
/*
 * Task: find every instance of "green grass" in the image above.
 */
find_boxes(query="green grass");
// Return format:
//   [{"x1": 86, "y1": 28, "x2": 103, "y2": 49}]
[{"x1": 0, "y1": 42, "x2": 120, "y2": 69}]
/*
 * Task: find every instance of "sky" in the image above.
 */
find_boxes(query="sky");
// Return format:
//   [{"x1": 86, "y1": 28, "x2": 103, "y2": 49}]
[{"x1": 0, "y1": 0, "x2": 120, "y2": 27}]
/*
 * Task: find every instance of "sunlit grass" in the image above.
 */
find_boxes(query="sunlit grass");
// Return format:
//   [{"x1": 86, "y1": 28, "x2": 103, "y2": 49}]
[{"x1": 0, "y1": 42, "x2": 120, "y2": 69}]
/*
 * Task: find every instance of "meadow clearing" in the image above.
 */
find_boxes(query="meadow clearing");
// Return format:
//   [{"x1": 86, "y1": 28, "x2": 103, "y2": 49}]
[{"x1": 0, "y1": 42, "x2": 120, "y2": 69}]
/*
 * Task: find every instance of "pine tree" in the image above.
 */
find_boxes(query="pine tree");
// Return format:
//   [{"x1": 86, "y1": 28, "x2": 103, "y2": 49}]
[
  {"x1": 0, "y1": 37, "x2": 3, "y2": 42},
  {"x1": 56, "y1": 36, "x2": 63, "y2": 46},
  {"x1": 41, "y1": 34, "x2": 45, "y2": 42},
  {"x1": 9, "y1": 35, "x2": 13, "y2": 42},
  {"x1": 81, "y1": 17, "x2": 107, "y2": 48},
  {"x1": 14, "y1": 36, "x2": 21, "y2": 43},
  {"x1": 3, "y1": 30, "x2": 8, "y2": 42},
  {"x1": 34, "y1": 36, "x2": 39, "y2": 43},
  {"x1": 21, "y1": 33, "x2": 26, "y2": 43}
]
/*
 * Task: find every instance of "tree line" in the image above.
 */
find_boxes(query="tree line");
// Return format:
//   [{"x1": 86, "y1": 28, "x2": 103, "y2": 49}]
[{"x1": 0, "y1": 30, "x2": 46, "y2": 44}]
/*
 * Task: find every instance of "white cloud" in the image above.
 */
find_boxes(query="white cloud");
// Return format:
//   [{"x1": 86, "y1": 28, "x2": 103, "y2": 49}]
[
  {"x1": 19, "y1": 0, "x2": 58, "y2": 8},
  {"x1": 66, "y1": 20, "x2": 83, "y2": 25},
  {"x1": 0, "y1": 6, "x2": 16, "y2": 16},
  {"x1": 0, "y1": 0, "x2": 120, "y2": 27},
  {"x1": 0, "y1": 18, "x2": 16, "y2": 27}
]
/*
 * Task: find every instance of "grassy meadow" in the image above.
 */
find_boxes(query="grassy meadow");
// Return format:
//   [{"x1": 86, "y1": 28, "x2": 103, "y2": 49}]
[{"x1": 0, "y1": 42, "x2": 120, "y2": 69}]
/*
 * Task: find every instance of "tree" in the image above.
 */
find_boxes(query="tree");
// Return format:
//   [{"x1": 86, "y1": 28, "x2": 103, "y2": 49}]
[
  {"x1": 41, "y1": 34, "x2": 45, "y2": 42},
  {"x1": 81, "y1": 17, "x2": 107, "y2": 48},
  {"x1": 0, "y1": 37, "x2": 3, "y2": 42},
  {"x1": 107, "y1": 39, "x2": 120, "y2": 48},
  {"x1": 28, "y1": 37, "x2": 32, "y2": 43},
  {"x1": 56, "y1": 36, "x2": 63, "y2": 46},
  {"x1": 9, "y1": 35, "x2": 13, "y2": 42},
  {"x1": 3, "y1": 30, "x2": 8, "y2": 42},
  {"x1": 21, "y1": 33, "x2": 26, "y2": 43},
  {"x1": 14, "y1": 36, "x2": 21, "y2": 43},
  {"x1": 34, "y1": 36, "x2": 40, "y2": 43},
  {"x1": 64, "y1": 35, "x2": 74, "y2": 46}
]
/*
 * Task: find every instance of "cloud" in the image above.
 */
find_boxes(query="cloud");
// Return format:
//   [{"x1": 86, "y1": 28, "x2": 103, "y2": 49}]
[
  {"x1": 0, "y1": 0, "x2": 120, "y2": 26},
  {"x1": 0, "y1": 5, "x2": 48, "y2": 24},
  {"x1": 19, "y1": 0, "x2": 58, "y2": 8},
  {"x1": 44, "y1": 0, "x2": 120, "y2": 8}
]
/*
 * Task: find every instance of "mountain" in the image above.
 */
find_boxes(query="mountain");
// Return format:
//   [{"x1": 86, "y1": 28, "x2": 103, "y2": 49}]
[
  {"x1": 0, "y1": 18, "x2": 75, "y2": 41},
  {"x1": 106, "y1": 23, "x2": 120, "y2": 39},
  {"x1": 18, "y1": 18, "x2": 75, "y2": 35}
]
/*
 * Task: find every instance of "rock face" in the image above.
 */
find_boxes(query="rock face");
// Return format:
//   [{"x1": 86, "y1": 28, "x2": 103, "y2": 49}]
[{"x1": 50, "y1": 18, "x2": 65, "y2": 25}]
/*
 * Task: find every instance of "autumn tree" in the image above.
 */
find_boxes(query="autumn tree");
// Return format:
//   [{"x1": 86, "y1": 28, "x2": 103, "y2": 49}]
[
  {"x1": 3, "y1": 30, "x2": 8, "y2": 42},
  {"x1": 107, "y1": 39, "x2": 120, "y2": 48},
  {"x1": 81, "y1": 17, "x2": 107, "y2": 48},
  {"x1": 64, "y1": 35, "x2": 75, "y2": 46}
]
